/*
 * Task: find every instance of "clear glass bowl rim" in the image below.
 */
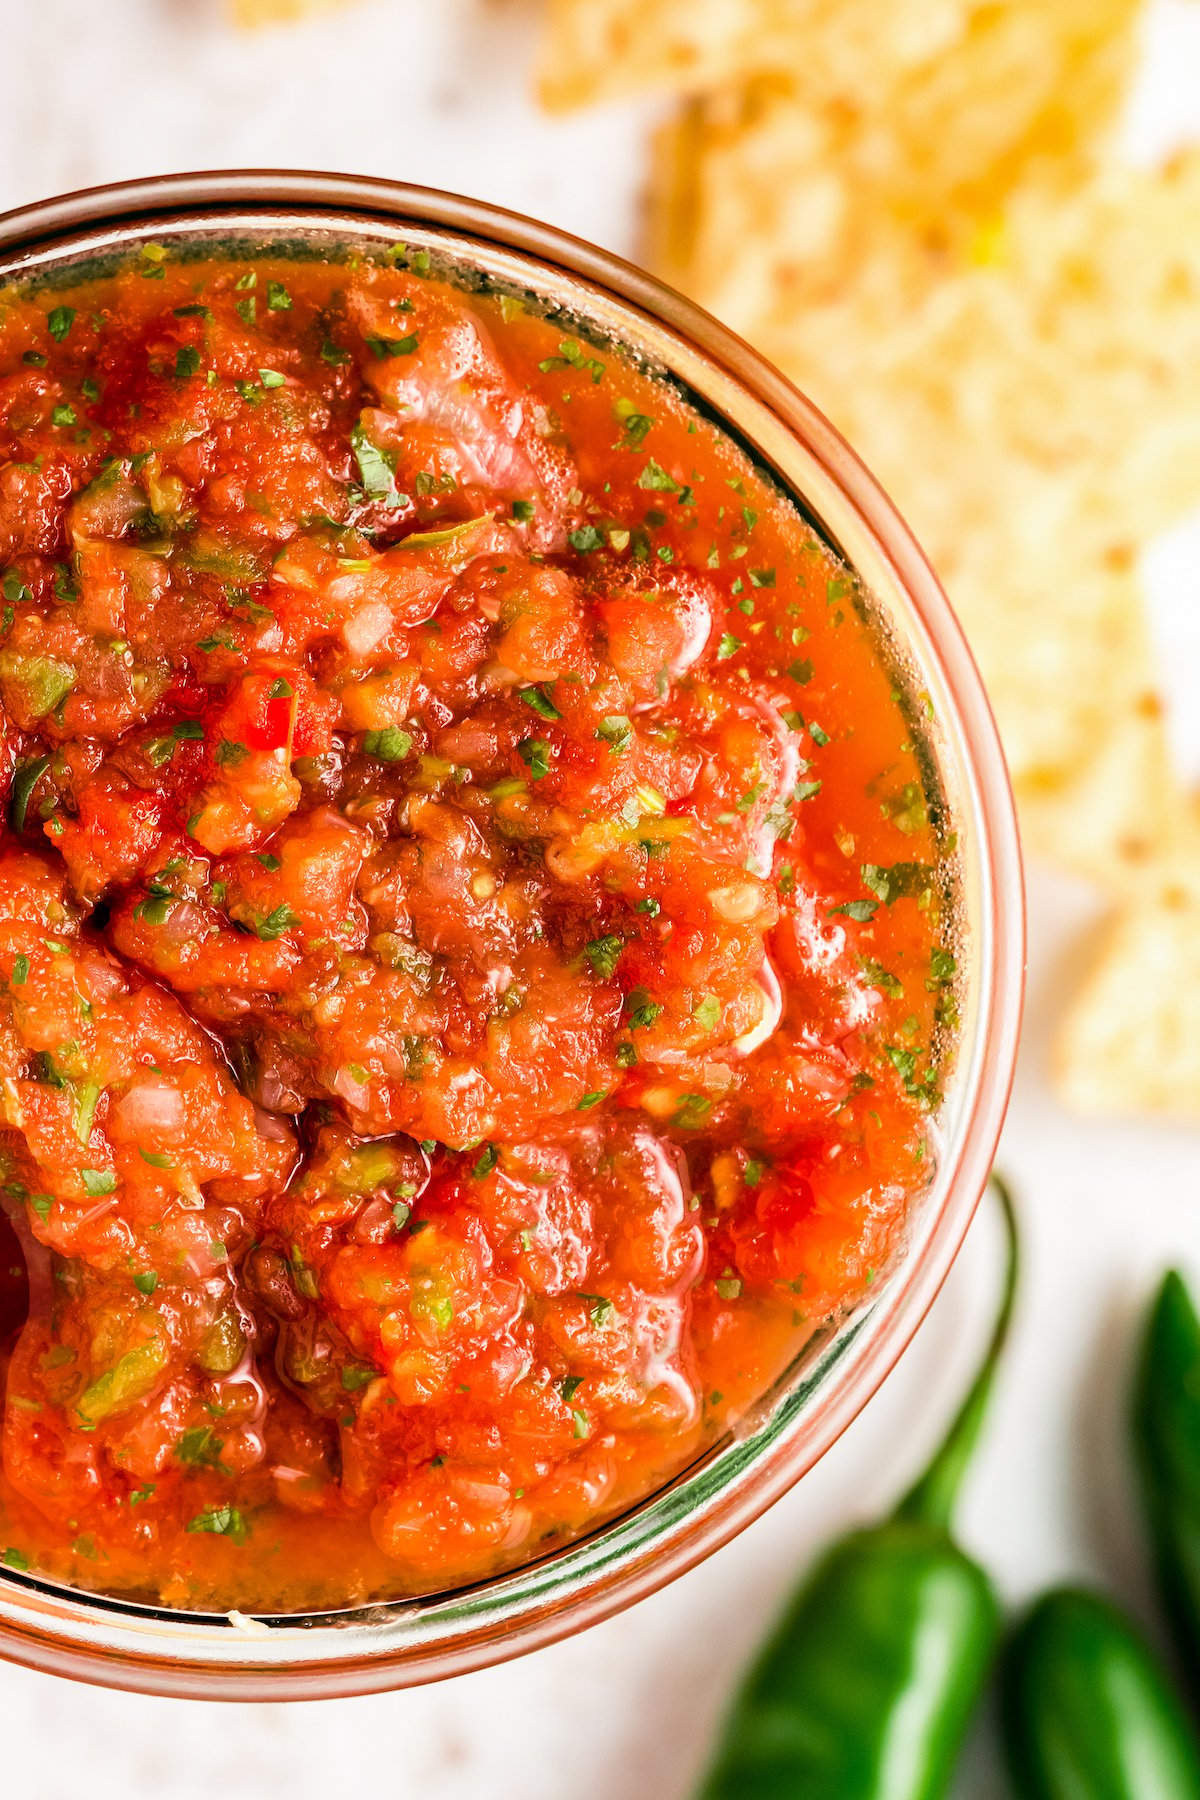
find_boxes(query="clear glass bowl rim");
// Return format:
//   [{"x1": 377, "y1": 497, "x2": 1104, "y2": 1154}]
[{"x1": 0, "y1": 169, "x2": 1025, "y2": 1701}]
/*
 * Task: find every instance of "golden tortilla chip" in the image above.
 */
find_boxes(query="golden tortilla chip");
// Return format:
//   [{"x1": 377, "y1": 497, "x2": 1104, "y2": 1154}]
[
  {"x1": 854, "y1": 156, "x2": 1198, "y2": 548},
  {"x1": 941, "y1": 549, "x2": 1161, "y2": 799},
  {"x1": 539, "y1": 0, "x2": 966, "y2": 112},
  {"x1": 541, "y1": 0, "x2": 1137, "y2": 135},
  {"x1": 966, "y1": 558, "x2": 1180, "y2": 884},
  {"x1": 1057, "y1": 835, "x2": 1200, "y2": 1117},
  {"x1": 1013, "y1": 628, "x2": 1184, "y2": 891},
  {"x1": 649, "y1": 0, "x2": 1145, "y2": 477},
  {"x1": 653, "y1": 136, "x2": 1200, "y2": 801}
]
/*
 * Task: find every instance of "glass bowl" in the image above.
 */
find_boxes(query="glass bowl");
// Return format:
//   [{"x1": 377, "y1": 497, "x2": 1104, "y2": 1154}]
[{"x1": 0, "y1": 170, "x2": 1024, "y2": 1700}]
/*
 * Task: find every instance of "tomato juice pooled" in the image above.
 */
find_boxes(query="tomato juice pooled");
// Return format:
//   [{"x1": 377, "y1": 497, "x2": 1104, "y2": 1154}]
[{"x1": 0, "y1": 245, "x2": 956, "y2": 1610}]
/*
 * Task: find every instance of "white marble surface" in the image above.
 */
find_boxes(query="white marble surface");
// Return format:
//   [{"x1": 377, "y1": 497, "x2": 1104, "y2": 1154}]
[{"x1": 0, "y1": 2, "x2": 1199, "y2": 1794}]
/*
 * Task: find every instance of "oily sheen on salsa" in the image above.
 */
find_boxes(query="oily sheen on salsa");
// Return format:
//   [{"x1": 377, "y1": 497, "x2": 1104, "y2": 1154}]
[{"x1": 0, "y1": 243, "x2": 954, "y2": 1612}]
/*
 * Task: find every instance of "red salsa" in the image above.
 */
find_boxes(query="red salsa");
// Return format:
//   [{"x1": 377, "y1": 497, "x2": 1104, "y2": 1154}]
[{"x1": 0, "y1": 243, "x2": 955, "y2": 1611}]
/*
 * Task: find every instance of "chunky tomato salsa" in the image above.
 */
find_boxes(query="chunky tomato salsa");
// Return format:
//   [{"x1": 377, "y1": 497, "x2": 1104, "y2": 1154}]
[{"x1": 0, "y1": 241, "x2": 954, "y2": 1612}]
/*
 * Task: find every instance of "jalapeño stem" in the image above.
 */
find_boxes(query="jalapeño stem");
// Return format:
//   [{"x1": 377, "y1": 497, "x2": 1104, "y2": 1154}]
[{"x1": 892, "y1": 1173, "x2": 1019, "y2": 1534}]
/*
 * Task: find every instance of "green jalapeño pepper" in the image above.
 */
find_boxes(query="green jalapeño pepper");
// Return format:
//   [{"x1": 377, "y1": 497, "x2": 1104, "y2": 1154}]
[
  {"x1": 1134, "y1": 1270, "x2": 1200, "y2": 1695},
  {"x1": 695, "y1": 1175, "x2": 1018, "y2": 1800},
  {"x1": 1001, "y1": 1587, "x2": 1200, "y2": 1800}
]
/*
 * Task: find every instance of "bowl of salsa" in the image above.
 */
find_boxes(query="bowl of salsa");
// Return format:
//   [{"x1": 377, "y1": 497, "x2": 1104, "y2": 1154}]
[{"x1": 0, "y1": 171, "x2": 1022, "y2": 1697}]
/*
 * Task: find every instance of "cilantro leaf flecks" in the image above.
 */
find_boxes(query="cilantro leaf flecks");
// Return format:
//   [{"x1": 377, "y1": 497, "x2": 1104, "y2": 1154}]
[{"x1": 861, "y1": 862, "x2": 933, "y2": 906}]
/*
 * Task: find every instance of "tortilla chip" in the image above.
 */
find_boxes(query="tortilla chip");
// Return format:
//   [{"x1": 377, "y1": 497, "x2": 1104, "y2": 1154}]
[
  {"x1": 539, "y1": 0, "x2": 966, "y2": 112},
  {"x1": 540, "y1": 0, "x2": 1138, "y2": 131},
  {"x1": 654, "y1": 135, "x2": 1200, "y2": 797},
  {"x1": 1013, "y1": 617, "x2": 1185, "y2": 891},
  {"x1": 964, "y1": 557, "x2": 1176, "y2": 876},
  {"x1": 1057, "y1": 836, "x2": 1200, "y2": 1117}
]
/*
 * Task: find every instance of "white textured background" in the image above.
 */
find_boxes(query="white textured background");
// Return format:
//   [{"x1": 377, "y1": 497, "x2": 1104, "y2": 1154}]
[{"x1": 1, "y1": 2, "x2": 1199, "y2": 1793}]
